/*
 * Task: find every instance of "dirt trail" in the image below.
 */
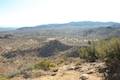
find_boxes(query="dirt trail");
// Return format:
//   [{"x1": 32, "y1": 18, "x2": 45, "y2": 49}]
[
  {"x1": 30, "y1": 62, "x2": 105, "y2": 80},
  {"x1": 11, "y1": 62, "x2": 105, "y2": 80}
]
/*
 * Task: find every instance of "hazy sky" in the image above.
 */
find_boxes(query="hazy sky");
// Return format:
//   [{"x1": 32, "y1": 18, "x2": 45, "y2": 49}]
[{"x1": 0, "y1": 0, "x2": 120, "y2": 28}]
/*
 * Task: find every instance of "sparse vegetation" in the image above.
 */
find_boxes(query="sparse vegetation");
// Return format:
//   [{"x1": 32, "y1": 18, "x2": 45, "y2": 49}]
[
  {"x1": 79, "y1": 37, "x2": 120, "y2": 61},
  {"x1": 0, "y1": 75, "x2": 9, "y2": 80},
  {"x1": 34, "y1": 59, "x2": 56, "y2": 70},
  {"x1": 79, "y1": 37, "x2": 120, "y2": 80},
  {"x1": 0, "y1": 22, "x2": 120, "y2": 80},
  {"x1": 79, "y1": 42, "x2": 97, "y2": 62}
]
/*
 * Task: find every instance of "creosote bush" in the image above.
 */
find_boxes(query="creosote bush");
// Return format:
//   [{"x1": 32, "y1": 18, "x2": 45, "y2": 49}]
[
  {"x1": 0, "y1": 75, "x2": 9, "y2": 80},
  {"x1": 79, "y1": 42, "x2": 97, "y2": 62},
  {"x1": 79, "y1": 37, "x2": 120, "y2": 80},
  {"x1": 34, "y1": 59, "x2": 56, "y2": 70},
  {"x1": 79, "y1": 37, "x2": 120, "y2": 61},
  {"x1": 100, "y1": 37, "x2": 120, "y2": 80}
]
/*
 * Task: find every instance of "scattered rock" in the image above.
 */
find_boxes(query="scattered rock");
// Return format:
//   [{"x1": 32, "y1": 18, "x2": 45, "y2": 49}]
[
  {"x1": 67, "y1": 66, "x2": 75, "y2": 70},
  {"x1": 86, "y1": 69, "x2": 95, "y2": 74},
  {"x1": 80, "y1": 74, "x2": 89, "y2": 80},
  {"x1": 74, "y1": 66, "x2": 81, "y2": 70},
  {"x1": 50, "y1": 73, "x2": 57, "y2": 76},
  {"x1": 51, "y1": 68, "x2": 58, "y2": 72},
  {"x1": 67, "y1": 65, "x2": 81, "y2": 71}
]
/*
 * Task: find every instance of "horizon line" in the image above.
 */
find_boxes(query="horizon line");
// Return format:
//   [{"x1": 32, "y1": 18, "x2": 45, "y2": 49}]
[{"x1": 0, "y1": 20, "x2": 120, "y2": 28}]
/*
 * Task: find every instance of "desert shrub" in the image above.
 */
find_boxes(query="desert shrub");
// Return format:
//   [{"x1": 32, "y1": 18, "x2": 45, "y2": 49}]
[
  {"x1": 106, "y1": 38, "x2": 120, "y2": 60},
  {"x1": 79, "y1": 37, "x2": 120, "y2": 80},
  {"x1": 79, "y1": 37, "x2": 120, "y2": 79},
  {"x1": 34, "y1": 60, "x2": 56, "y2": 70},
  {"x1": 101, "y1": 38, "x2": 120, "y2": 80},
  {"x1": 79, "y1": 37, "x2": 120, "y2": 61},
  {"x1": 91, "y1": 37, "x2": 120, "y2": 80},
  {"x1": 95, "y1": 37, "x2": 120, "y2": 60},
  {"x1": 0, "y1": 75, "x2": 9, "y2": 80},
  {"x1": 4, "y1": 70, "x2": 21, "y2": 78},
  {"x1": 79, "y1": 43, "x2": 97, "y2": 62},
  {"x1": 95, "y1": 40, "x2": 108, "y2": 59}
]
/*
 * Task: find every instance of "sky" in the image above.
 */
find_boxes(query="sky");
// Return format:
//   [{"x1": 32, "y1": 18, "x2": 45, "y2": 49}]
[{"x1": 0, "y1": 0, "x2": 120, "y2": 28}]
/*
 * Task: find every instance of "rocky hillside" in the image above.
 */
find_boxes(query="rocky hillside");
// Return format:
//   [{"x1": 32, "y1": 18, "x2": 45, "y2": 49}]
[
  {"x1": 38, "y1": 40, "x2": 72, "y2": 57},
  {"x1": 2, "y1": 40, "x2": 72, "y2": 58}
]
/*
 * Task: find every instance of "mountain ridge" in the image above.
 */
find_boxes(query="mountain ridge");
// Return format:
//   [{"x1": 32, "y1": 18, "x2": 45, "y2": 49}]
[{"x1": 17, "y1": 21, "x2": 120, "y2": 30}]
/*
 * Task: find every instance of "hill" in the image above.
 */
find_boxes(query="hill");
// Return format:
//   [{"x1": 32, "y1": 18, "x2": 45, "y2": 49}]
[
  {"x1": 2, "y1": 40, "x2": 72, "y2": 58},
  {"x1": 14, "y1": 21, "x2": 120, "y2": 39},
  {"x1": 17, "y1": 21, "x2": 119, "y2": 30},
  {"x1": 0, "y1": 28, "x2": 15, "y2": 32}
]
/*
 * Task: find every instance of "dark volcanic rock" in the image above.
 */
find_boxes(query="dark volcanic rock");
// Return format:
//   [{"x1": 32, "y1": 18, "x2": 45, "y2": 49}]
[{"x1": 37, "y1": 40, "x2": 72, "y2": 57}]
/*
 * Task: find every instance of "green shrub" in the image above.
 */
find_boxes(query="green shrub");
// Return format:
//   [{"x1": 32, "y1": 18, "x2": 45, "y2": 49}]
[
  {"x1": 82, "y1": 37, "x2": 120, "y2": 80},
  {"x1": 102, "y1": 38, "x2": 120, "y2": 80},
  {"x1": 95, "y1": 37, "x2": 120, "y2": 60},
  {"x1": 79, "y1": 37, "x2": 120, "y2": 80},
  {"x1": 0, "y1": 75, "x2": 9, "y2": 80},
  {"x1": 79, "y1": 37, "x2": 120, "y2": 61},
  {"x1": 79, "y1": 44, "x2": 97, "y2": 62},
  {"x1": 34, "y1": 60, "x2": 56, "y2": 70},
  {"x1": 106, "y1": 38, "x2": 120, "y2": 60}
]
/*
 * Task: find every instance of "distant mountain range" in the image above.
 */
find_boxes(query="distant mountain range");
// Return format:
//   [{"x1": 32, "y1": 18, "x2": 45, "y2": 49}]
[
  {"x1": 17, "y1": 21, "x2": 120, "y2": 30},
  {"x1": 0, "y1": 28, "x2": 16, "y2": 32},
  {"x1": 1, "y1": 21, "x2": 120, "y2": 39}
]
